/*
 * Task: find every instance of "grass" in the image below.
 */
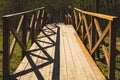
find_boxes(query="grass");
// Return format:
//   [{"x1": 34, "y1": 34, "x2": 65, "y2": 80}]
[
  {"x1": 0, "y1": 24, "x2": 26, "y2": 80},
  {"x1": 0, "y1": 24, "x2": 2, "y2": 80},
  {"x1": 0, "y1": 23, "x2": 33, "y2": 80},
  {"x1": 0, "y1": 23, "x2": 120, "y2": 80},
  {"x1": 95, "y1": 37, "x2": 120, "y2": 80}
]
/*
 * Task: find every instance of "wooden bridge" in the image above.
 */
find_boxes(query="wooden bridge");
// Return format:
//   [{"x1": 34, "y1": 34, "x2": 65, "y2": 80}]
[{"x1": 2, "y1": 7, "x2": 117, "y2": 80}]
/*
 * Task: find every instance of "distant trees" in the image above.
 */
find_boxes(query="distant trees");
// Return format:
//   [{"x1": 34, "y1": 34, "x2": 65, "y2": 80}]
[{"x1": 0, "y1": 0, "x2": 120, "y2": 22}]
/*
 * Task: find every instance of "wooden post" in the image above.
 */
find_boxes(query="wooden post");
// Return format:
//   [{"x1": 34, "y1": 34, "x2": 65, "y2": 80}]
[
  {"x1": 91, "y1": 17, "x2": 96, "y2": 58},
  {"x1": 41, "y1": 9, "x2": 45, "y2": 27},
  {"x1": 43, "y1": 10, "x2": 47, "y2": 27},
  {"x1": 108, "y1": 19, "x2": 117, "y2": 80},
  {"x1": 94, "y1": 0, "x2": 100, "y2": 59},
  {"x1": 31, "y1": 12, "x2": 36, "y2": 43},
  {"x1": 37, "y1": 9, "x2": 42, "y2": 30},
  {"x1": 73, "y1": 9, "x2": 77, "y2": 30},
  {"x1": 2, "y1": 17, "x2": 10, "y2": 80},
  {"x1": 22, "y1": 15, "x2": 27, "y2": 58}
]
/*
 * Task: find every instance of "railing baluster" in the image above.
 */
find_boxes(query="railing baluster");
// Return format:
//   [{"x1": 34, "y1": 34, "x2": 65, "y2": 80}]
[
  {"x1": 31, "y1": 12, "x2": 36, "y2": 43},
  {"x1": 73, "y1": 10, "x2": 77, "y2": 30},
  {"x1": 34, "y1": 10, "x2": 40, "y2": 30},
  {"x1": 108, "y1": 19, "x2": 117, "y2": 80},
  {"x1": 2, "y1": 17, "x2": 10, "y2": 80},
  {"x1": 91, "y1": 17, "x2": 95, "y2": 57},
  {"x1": 22, "y1": 15, "x2": 27, "y2": 58},
  {"x1": 73, "y1": 8, "x2": 117, "y2": 79},
  {"x1": 10, "y1": 15, "x2": 24, "y2": 59},
  {"x1": 2, "y1": 7, "x2": 46, "y2": 79}
]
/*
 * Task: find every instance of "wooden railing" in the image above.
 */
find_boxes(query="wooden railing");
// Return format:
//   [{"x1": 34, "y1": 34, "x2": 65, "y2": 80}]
[
  {"x1": 2, "y1": 7, "x2": 50, "y2": 80},
  {"x1": 73, "y1": 8, "x2": 117, "y2": 80}
]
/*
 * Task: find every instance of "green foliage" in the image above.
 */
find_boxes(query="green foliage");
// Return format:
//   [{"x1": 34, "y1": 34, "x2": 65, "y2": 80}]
[{"x1": 0, "y1": 0, "x2": 120, "y2": 79}]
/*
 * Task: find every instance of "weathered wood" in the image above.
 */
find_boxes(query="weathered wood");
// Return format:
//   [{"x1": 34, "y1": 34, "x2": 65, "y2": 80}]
[
  {"x1": 10, "y1": 24, "x2": 106, "y2": 80},
  {"x1": 108, "y1": 19, "x2": 117, "y2": 80},
  {"x1": 22, "y1": 15, "x2": 27, "y2": 58},
  {"x1": 83, "y1": 21, "x2": 92, "y2": 42},
  {"x1": 73, "y1": 8, "x2": 117, "y2": 79},
  {"x1": 10, "y1": 25, "x2": 26, "y2": 52},
  {"x1": 94, "y1": 18, "x2": 110, "y2": 65},
  {"x1": 73, "y1": 10, "x2": 78, "y2": 30},
  {"x1": 91, "y1": 23, "x2": 110, "y2": 54},
  {"x1": 2, "y1": 7, "x2": 45, "y2": 18},
  {"x1": 74, "y1": 8, "x2": 117, "y2": 21},
  {"x1": 91, "y1": 17, "x2": 95, "y2": 57},
  {"x1": 2, "y1": 7, "x2": 47, "y2": 80},
  {"x1": 26, "y1": 13, "x2": 35, "y2": 44},
  {"x1": 38, "y1": 9, "x2": 43, "y2": 29},
  {"x1": 74, "y1": 31, "x2": 106, "y2": 80},
  {"x1": 60, "y1": 24, "x2": 68, "y2": 80},
  {"x1": 2, "y1": 18, "x2": 10, "y2": 80},
  {"x1": 10, "y1": 15, "x2": 24, "y2": 59},
  {"x1": 76, "y1": 13, "x2": 82, "y2": 31},
  {"x1": 83, "y1": 14, "x2": 92, "y2": 49},
  {"x1": 41, "y1": 9, "x2": 45, "y2": 27},
  {"x1": 34, "y1": 10, "x2": 40, "y2": 30}
]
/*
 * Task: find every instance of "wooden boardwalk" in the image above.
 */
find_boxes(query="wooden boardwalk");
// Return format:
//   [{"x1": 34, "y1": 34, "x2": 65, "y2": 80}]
[{"x1": 11, "y1": 23, "x2": 105, "y2": 80}]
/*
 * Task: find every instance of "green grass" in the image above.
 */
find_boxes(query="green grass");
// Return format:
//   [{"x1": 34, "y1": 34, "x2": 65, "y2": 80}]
[
  {"x1": 0, "y1": 23, "x2": 33, "y2": 80},
  {"x1": 0, "y1": 24, "x2": 2, "y2": 80},
  {"x1": 95, "y1": 37, "x2": 120, "y2": 80},
  {"x1": 0, "y1": 23, "x2": 120, "y2": 80},
  {"x1": 0, "y1": 24, "x2": 23, "y2": 80},
  {"x1": 0, "y1": 54, "x2": 2, "y2": 80}
]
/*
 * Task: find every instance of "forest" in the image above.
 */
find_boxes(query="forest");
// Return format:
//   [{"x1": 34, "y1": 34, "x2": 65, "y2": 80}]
[
  {"x1": 0, "y1": 0, "x2": 120, "y2": 33},
  {"x1": 0, "y1": 0, "x2": 120, "y2": 22},
  {"x1": 0, "y1": 0, "x2": 120, "y2": 80}
]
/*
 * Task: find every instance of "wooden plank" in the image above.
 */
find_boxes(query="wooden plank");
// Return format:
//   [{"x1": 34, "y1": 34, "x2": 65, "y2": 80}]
[
  {"x1": 18, "y1": 29, "x2": 46, "y2": 80},
  {"x1": 18, "y1": 46, "x2": 39, "y2": 80},
  {"x1": 41, "y1": 9, "x2": 45, "y2": 27},
  {"x1": 62, "y1": 24, "x2": 77, "y2": 80},
  {"x1": 10, "y1": 26, "x2": 26, "y2": 51},
  {"x1": 94, "y1": 18, "x2": 110, "y2": 66},
  {"x1": 26, "y1": 14, "x2": 35, "y2": 44},
  {"x1": 34, "y1": 10, "x2": 40, "y2": 30},
  {"x1": 83, "y1": 14, "x2": 92, "y2": 49},
  {"x1": 13, "y1": 42, "x2": 38, "y2": 80},
  {"x1": 39, "y1": 24, "x2": 56, "y2": 80},
  {"x1": 2, "y1": 7, "x2": 45, "y2": 18},
  {"x1": 29, "y1": 24, "x2": 56, "y2": 80},
  {"x1": 59, "y1": 24, "x2": 68, "y2": 80},
  {"x1": 26, "y1": 31, "x2": 46, "y2": 80},
  {"x1": 76, "y1": 13, "x2": 82, "y2": 31},
  {"x1": 108, "y1": 19, "x2": 116, "y2": 80},
  {"x1": 2, "y1": 18, "x2": 10, "y2": 80},
  {"x1": 10, "y1": 15, "x2": 24, "y2": 58},
  {"x1": 12, "y1": 24, "x2": 107, "y2": 80},
  {"x1": 48, "y1": 26, "x2": 56, "y2": 80},
  {"x1": 74, "y1": 8, "x2": 117, "y2": 21},
  {"x1": 13, "y1": 29, "x2": 45, "y2": 79},
  {"x1": 73, "y1": 10, "x2": 78, "y2": 30},
  {"x1": 84, "y1": 21, "x2": 92, "y2": 42},
  {"x1": 67, "y1": 25, "x2": 99, "y2": 79},
  {"x1": 91, "y1": 23, "x2": 110, "y2": 54},
  {"x1": 74, "y1": 31, "x2": 106, "y2": 80},
  {"x1": 65, "y1": 25, "x2": 88, "y2": 79}
]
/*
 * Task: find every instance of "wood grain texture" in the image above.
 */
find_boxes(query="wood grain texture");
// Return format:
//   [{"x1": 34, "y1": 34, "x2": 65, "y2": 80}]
[{"x1": 12, "y1": 24, "x2": 106, "y2": 80}]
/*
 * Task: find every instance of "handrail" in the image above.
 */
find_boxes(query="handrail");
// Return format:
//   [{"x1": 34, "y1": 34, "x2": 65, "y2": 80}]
[
  {"x1": 74, "y1": 8, "x2": 117, "y2": 21},
  {"x1": 2, "y1": 7, "x2": 45, "y2": 18},
  {"x1": 72, "y1": 7, "x2": 118, "y2": 80},
  {"x1": 2, "y1": 7, "x2": 49, "y2": 80}
]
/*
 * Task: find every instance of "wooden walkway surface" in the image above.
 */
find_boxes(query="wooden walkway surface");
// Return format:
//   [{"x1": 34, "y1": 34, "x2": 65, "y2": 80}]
[{"x1": 11, "y1": 23, "x2": 105, "y2": 80}]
